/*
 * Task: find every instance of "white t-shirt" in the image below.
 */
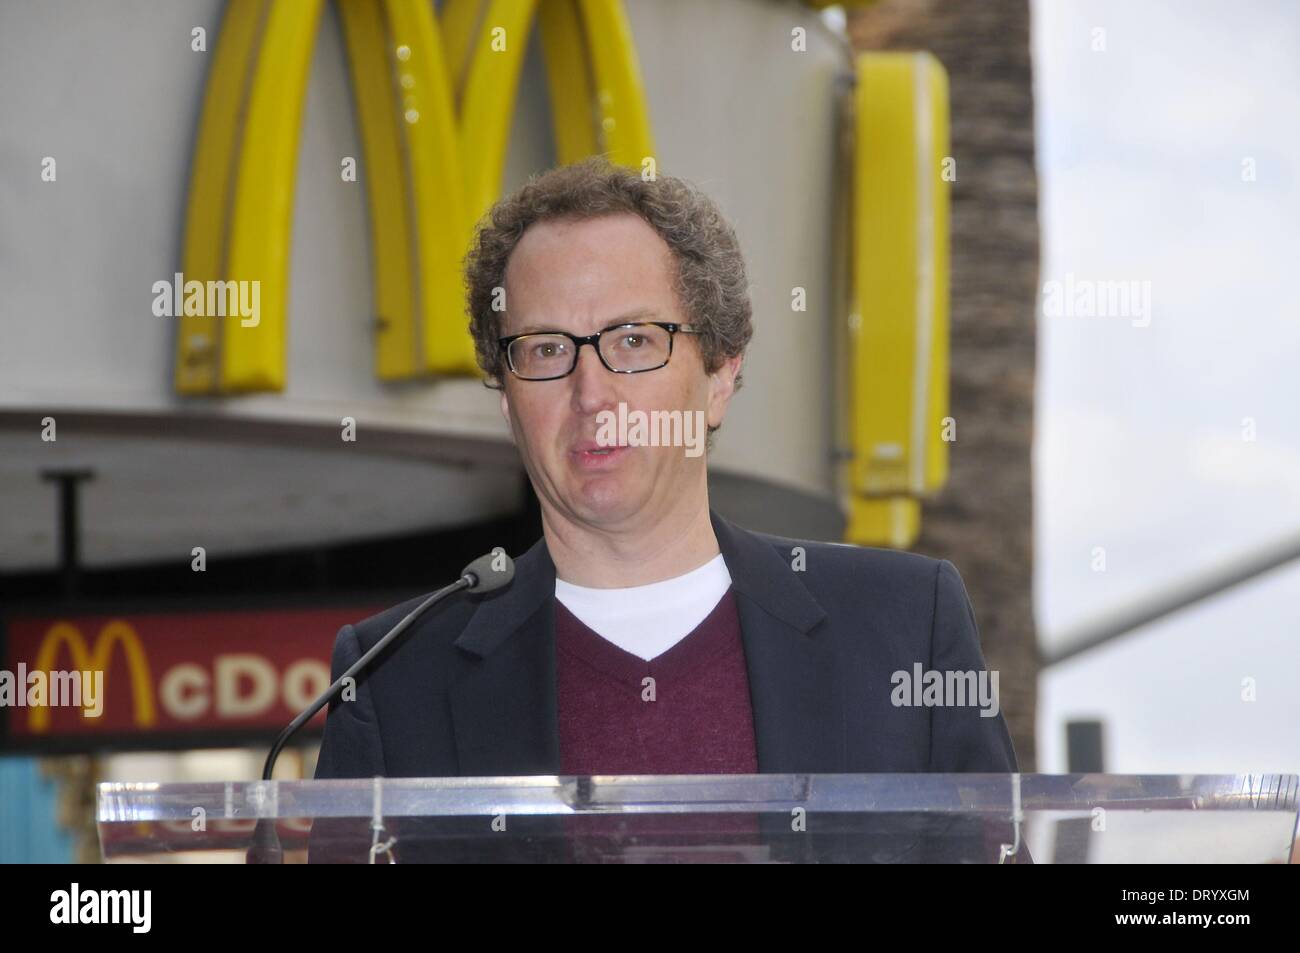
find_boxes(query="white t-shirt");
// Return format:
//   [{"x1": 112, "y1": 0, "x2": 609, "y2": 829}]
[{"x1": 554, "y1": 553, "x2": 733, "y2": 662}]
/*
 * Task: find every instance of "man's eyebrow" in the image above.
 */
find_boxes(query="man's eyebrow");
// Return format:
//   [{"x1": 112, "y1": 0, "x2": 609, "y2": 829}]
[
  {"x1": 511, "y1": 310, "x2": 660, "y2": 335},
  {"x1": 606, "y1": 308, "x2": 659, "y2": 325}
]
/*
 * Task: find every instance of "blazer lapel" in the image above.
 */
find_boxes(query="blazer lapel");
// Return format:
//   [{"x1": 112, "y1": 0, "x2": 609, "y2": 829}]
[
  {"x1": 448, "y1": 536, "x2": 561, "y2": 776},
  {"x1": 710, "y1": 510, "x2": 841, "y2": 773}
]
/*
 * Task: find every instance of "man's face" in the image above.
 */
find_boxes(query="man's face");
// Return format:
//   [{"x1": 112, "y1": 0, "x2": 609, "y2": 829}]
[{"x1": 498, "y1": 213, "x2": 741, "y2": 533}]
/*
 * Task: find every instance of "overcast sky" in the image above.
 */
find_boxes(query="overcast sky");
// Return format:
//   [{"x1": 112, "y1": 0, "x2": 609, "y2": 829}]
[{"x1": 1031, "y1": 0, "x2": 1300, "y2": 773}]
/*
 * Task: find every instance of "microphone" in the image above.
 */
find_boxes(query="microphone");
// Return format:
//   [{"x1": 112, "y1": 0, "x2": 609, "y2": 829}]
[
  {"x1": 460, "y1": 550, "x2": 516, "y2": 594},
  {"x1": 247, "y1": 550, "x2": 515, "y2": 863}
]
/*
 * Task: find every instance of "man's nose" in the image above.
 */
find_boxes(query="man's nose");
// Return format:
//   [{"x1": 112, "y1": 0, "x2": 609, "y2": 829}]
[{"x1": 569, "y1": 341, "x2": 617, "y2": 414}]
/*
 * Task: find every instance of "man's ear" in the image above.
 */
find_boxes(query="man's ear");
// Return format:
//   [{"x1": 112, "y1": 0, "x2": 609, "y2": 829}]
[
  {"x1": 707, "y1": 353, "x2": 743, "y2": 428},
  {"x1": 498, "y1": 389, "x2": 520, "y2": 446}
]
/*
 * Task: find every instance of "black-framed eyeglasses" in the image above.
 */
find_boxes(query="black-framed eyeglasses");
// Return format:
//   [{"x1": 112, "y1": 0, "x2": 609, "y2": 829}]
[{"x1": 498, "y1": 321, "x2": 701, "y2": 381}]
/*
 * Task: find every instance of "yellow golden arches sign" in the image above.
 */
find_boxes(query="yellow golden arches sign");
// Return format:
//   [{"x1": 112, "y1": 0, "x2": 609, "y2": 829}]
[
  {"x1": 175, "y1": 0, "x2": 656, "y2": 395},
  {"x1": 28, "y1": 621, "x2": 157, "y2": 733}
]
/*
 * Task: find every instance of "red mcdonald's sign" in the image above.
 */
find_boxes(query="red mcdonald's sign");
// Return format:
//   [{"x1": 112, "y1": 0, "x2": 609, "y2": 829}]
[{"x1": 1, "y1": 604, "x2": 388, "y2": 750}]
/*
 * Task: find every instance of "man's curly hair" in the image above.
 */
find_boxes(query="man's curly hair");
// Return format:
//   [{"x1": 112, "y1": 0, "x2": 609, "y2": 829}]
[{"x1": 463, "y1": 156, "x2": 753, "y2": 391}]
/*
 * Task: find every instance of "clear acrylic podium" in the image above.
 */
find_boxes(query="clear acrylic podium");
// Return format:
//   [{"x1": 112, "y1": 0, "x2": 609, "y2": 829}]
[{"x1": 96, "y1": 773, "x2": 1300, "y2": 863}]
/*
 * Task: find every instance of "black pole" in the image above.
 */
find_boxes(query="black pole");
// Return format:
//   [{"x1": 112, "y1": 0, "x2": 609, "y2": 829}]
[{"x1": 40, "y1": 469, "x2": 95, "y2": 601}]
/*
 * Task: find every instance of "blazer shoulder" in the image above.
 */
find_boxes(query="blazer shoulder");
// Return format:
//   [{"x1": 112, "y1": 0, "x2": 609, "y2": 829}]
[
  {"x1": 750, "y1": 527, "x2": 947, "y2": 586},
  {"x1": 350, "y1": 593, "x2": 427, "y2": 639},
  {"x1": 346, "y1": 589, "x2": 475, "y2": 651}
]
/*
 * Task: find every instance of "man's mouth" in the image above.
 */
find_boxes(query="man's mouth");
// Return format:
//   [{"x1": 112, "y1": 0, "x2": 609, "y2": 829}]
[
  {"x1": 571, "y1": 441, "x2": 629, "y2": 466},
  {"x1": 573, "y1": 439, "x2": 623, "y2": 452}
]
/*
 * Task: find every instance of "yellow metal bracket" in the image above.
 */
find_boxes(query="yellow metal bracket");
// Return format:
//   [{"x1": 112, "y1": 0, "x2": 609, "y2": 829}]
[{"x1": 844, "y1": 52, "x2": 951, "y2": 548}]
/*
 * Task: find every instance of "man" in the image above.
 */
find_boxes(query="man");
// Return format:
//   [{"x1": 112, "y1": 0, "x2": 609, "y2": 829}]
[{"x1": 314, "y1": 156, "x2": 1019, "y2": 784}]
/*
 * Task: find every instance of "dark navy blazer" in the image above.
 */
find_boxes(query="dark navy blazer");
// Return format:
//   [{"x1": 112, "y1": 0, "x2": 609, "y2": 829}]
[{"x1": 314, "y1": 509, "x2": 1020, "y2": 780}]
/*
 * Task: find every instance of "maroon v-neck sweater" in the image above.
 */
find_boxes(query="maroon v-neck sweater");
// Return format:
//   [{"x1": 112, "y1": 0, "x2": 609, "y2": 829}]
[{"x1": 555, "y1": 587, "x2": 759, "y2": 775}]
